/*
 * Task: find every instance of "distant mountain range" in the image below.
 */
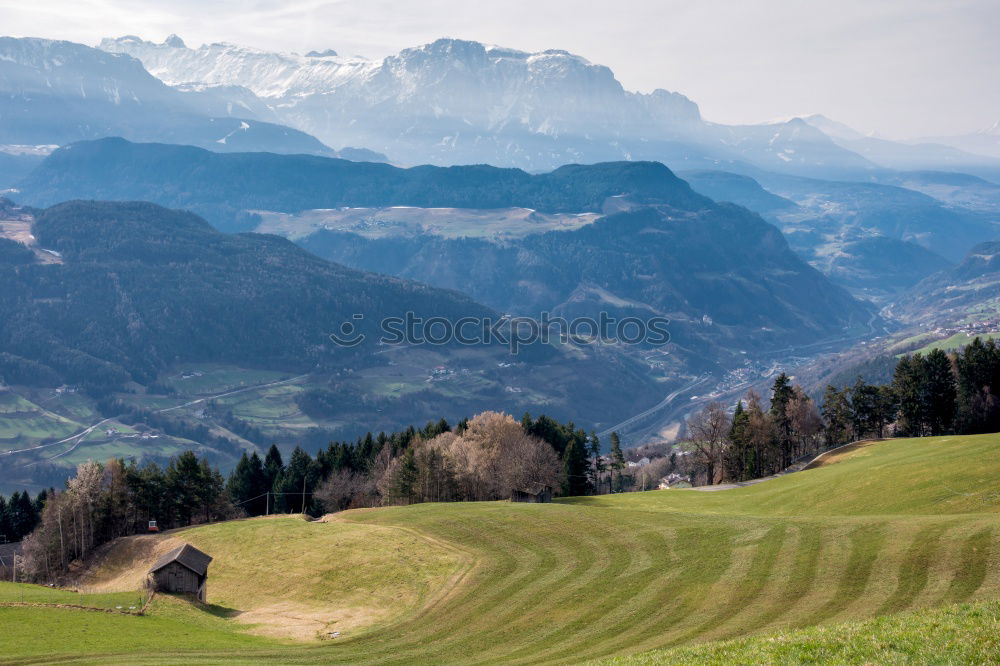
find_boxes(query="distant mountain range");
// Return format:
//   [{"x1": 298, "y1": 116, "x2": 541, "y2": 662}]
[
  {"x1": 0, "y1": 37, "x2": 383, "y2": 160},
  {"x1": 890, "y1": 241, "x2": 1000, "y2": 326},
  {"x1": 97, "y1": 35, "x2": 1000, "y2": 180},
  {"x1": 680, "y1": 166, "x2": 999, "y2": 302},
  {"x1": 3, "y1": 32, "x2": 998, "y2": 182},
  {"x1": 15, "y1": 138, "x2": 874, "y2": 356},
  {"x1": 16, "y1": 137, "x2": 711, "y2": 231}
]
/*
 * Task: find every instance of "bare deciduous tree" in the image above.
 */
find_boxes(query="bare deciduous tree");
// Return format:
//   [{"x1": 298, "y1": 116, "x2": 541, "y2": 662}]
[
  {"x1": 686, "y1": 402, "x2": 731, "y2": 485},
  {"x1": 788, "y1": 387, "x2": 822, "y2": 458}
]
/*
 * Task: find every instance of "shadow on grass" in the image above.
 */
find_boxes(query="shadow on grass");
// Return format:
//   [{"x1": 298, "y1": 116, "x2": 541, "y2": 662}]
[{"x1": 162, "y1": 592, "x2": 241, "y2": 619}]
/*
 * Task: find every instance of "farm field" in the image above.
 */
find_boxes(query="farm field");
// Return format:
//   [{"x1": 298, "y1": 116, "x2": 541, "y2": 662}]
[
  {"x1": 1, "y1": 433, "x2": 998, "y2": 664},
  {"x1": 0, "y1": 389, "x2": 83, "y2": 445},
  {"x1": 907, "y1": 331, "x2": 1000, "y2": 356}
]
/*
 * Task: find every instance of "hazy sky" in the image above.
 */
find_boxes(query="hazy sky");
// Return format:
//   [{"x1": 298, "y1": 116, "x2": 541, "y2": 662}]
[{"x1": 2, "y1": 0, "x2": 997, "y2": 138}]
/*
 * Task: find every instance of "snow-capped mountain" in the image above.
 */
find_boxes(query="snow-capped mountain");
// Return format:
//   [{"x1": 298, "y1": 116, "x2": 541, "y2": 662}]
[
  {"x1": 10, "y1": 32, "x2": 989, "y2": 177},
  {"x1": 100, "y1": 34, "x2": 378, "y2": 99},
  {"x1": 100, "y1": 36, "x2": 702, "y2": 139},
  {"x1": 104, "y1": 35, "x2": 876, "y2": 173},
  {"x1": 0, "y1": 37, "x2": 339, "y2": 156}
]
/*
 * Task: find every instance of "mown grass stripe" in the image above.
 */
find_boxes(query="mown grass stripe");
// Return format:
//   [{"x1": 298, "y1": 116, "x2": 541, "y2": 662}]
[
  {"x1": 556, "y1": 523, "x2": 739, "y2": 663},
  {"x1": 504, "y1": 528, "x2": 672, "y2": 664},
  {"x1": 723, "y1": 521, "x2": 824, "y2": 636},
  {"x1": 795, "y1": 522, "x2": 887, "y2": 628},
  {"x1": 876, "y1": 523, "x2": 948, "y2": 616},
  {"x1": 653, "y1": 523, "x2": 789, "y2": 649},
  {"x1": 946, "y1": 527, "x2": 993, "y2": 604}
]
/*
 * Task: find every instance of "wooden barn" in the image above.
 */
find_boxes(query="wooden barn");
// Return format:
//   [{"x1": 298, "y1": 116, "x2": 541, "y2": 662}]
[
  {"x1": 511, "y1": 483, "x2": 553, "y2": 503},
  {"x1": 149, "y1": 544, "x2": 212, "y2": 602}
]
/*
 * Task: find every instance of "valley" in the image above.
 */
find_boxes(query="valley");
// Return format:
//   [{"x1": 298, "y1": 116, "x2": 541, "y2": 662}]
[{"x1": 1, "y1": 10, "x2": 1000, "y2": 664}]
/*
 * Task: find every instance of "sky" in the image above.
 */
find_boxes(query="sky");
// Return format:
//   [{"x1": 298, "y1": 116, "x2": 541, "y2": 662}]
[{"x1": 1, "y1": 0, "x2": 997, "y2": 138}]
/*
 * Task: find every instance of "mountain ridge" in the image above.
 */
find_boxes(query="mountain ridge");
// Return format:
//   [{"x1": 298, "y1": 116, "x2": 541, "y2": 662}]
[
  {"x1": 98, "y1": 35, "x2": 885, "y2": 176},
  {"x1": 0, "y1": 36, "x2": 377, "y2": 159},
  {"x1": 15, "y1": 137, "x2": 713, "y2": 231}
]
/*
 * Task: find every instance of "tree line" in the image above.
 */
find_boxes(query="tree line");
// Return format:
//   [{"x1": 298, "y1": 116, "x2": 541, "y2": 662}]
[
  {"x1": 684, "y1": 337, "x2": 1000, "y2": 485},
  {"x1": 226, "y1": 411, "x2": 624, "y2": 515},
  {"x1": 822, "y1": 339, "x2": 1000, "y2": 441},
  {"x1": 0, "y1": 490, "x2": 45, "y2": 544},
  {"x1": 17, "y1": 410, "x2": 620, "y2": 581},
  {"x1": 19, "y1": 453, "x2": 234, "y2": 580}
]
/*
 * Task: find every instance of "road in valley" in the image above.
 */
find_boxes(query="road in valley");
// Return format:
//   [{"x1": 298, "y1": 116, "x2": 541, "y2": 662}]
[
  {"x1": 596, "y1": 374, "x2": 712, "y2": 440},
  {"x1": 2, "y1": 374, "x2": 311, "y2": 465}
]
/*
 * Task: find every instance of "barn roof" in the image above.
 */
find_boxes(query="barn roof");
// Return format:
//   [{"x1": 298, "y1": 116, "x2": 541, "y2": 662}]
[
  {"x1": 149, "y1": 543, "x2": 212, "y2": 576},
  {"x1": 517, "y1": 483, "x2": 552, "y2": 496}
]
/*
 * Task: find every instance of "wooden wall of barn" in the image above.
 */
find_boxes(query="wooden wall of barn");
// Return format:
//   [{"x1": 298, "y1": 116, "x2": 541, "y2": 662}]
[{"x1": 153, "y1": 561, "x2": 205, "y2": 600}]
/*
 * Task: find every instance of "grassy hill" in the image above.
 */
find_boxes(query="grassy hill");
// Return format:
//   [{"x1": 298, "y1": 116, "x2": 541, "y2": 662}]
[
  {"x1": 1, "y1": 433, "x2": 998, "y2": 664},
  {"x1": 596, "y1": 600, "x2": 1000, "y2": 665}
]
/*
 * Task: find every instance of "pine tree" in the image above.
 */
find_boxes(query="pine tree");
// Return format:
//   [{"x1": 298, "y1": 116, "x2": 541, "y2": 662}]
[
  {"x1": 873, "y1": 385, "x2": 898, "y2": 438},
  {"x1": 391, "y1": 448, "x2": 419, "y2": 504},
  {"x1": 725, "y1": 401, "x2": 751, "y2": 481},
  {"x1": 769, "y1": 373, "x2": 795, "y2": 468},
  {"x1": 561, "y1": 438, "x2": 592, "y2": 496},
  {"x1": 821, "y1": 385, "x2": 852, "y2": 447},
  {"x1": 33, "y1": 489, "x2": 48, "y2": 517},
  {"x1": 165, "y1": 451, "x2": 204, "y2": 526},
  {"x1": 263, "y1": 444, "x2": 284, "y2": 507},
  {"x1": 274, "y1": 447, "x2": 318, "y2": 513},
  {"x1": 588, "y1": 432, "x2": 605, "y2": 494},
  {"x1": 197, "y1": 459, "x2": 225, "y2": 523},
  {"x1": 609, "y1": 432, "x2": 625, "y2": 493},
  {"x1": 226, "y1": 452, "x2": 253, "y2": 511},
  {"x1": 923, "y1": 349, "x2": 958, "y2": 435},
  {"x1": 954, "y1": 337, "x2": 1000, "y2": 434},
  {"x1": 893, "y1": 354, "x2": 926, "y2": 436},
  {"x1": 849, "y1": 377, "x2": 879, "y2": 439},
  {"x1": 245, "y1": 451, "x2": 269, "y2": 515},
  {"x1": 0, "y1": 494, "x2": 11, "y2": 543}
]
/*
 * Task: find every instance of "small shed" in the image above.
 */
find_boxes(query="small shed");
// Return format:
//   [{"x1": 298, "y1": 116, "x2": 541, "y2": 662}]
[
  {"x1": 149, "y1": 544, "x2": 212, "y2": 602},
  {"x1": 511, "y1": 483, "x2": 553, "y2": 503}
]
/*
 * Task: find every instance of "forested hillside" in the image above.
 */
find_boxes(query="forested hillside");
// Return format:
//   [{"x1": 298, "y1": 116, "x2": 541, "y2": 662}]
[
  {"x1": 301, "y1": 204, "x2": 874, "y2": 347},
  {"x1": 0, "y1": 200, "x2": 494, "y2": 393},
  {"x1": 17, "y1": 138, "x2": 711, "y2": 231}
]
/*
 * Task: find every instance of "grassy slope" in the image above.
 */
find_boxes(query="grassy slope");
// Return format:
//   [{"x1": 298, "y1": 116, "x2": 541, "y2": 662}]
[
  {"x1": 1, "y1": 434, "x2": 998, "y2": 664},
  {"x1": 75, "y1": 516, "x2": 466, "y2": 641},
  {"x1": 596, "y1": 600, "x2": 1000, "y2": 665},
  {"x1": 893, "y1": 331, "x2": 1000, "y2": 357}
]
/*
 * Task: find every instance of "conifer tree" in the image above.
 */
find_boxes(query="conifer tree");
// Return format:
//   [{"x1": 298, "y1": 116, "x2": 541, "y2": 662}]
[
  {"x1": 263, "y1": 444, "x2": 284, "y2": 498},
  {"x1": 923, "y1": 349, "x2": 957, "y2": 435},
  {"x1": 392, "y1": 448, "x2": 419, "y2": 504},
  {"x1": 725, "y1": 401, "x2": 751, "y2": 481},
  {"x1": 769, "y1": 373, "x2": 794, "y2": 468},
  {"x1": 893, "y1": 354, "x2": 925, "y2": 436},
  {"x1": 0, "y1": 494, "x2": 11, "y2": 543},
  {"x1": 588, "y1": 432, "x2": 605, "y2": 494},
  {"x1": 609, "y1": 432, "x2": 625, "y2": 492},
  {"x1": 561, "y1": 438, "x2": 592, "y2": 496}
]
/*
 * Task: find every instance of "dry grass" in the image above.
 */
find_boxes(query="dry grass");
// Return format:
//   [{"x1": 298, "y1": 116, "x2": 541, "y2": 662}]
[{"x1": 73, "y1": 514, "x2": 467, "y2": 642}]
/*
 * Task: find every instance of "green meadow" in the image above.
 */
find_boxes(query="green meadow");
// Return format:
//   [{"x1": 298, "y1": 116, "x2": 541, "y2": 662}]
[{"x1": 1, "y1": 434, "x2": 997, "y2": 664}]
